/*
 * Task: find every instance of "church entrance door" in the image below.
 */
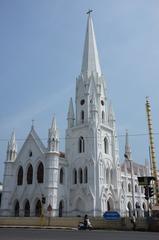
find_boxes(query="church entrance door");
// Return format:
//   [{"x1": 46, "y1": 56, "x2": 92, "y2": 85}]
[
  {"x1": 24, "y1": 200, "x2": 30, "y2": 217},
  {"x1": 59, "y1": 200, "x2": 64, "y2": 217},
  {"x1": 35, "y1": 200, "x2": 42, "y2": 217}
]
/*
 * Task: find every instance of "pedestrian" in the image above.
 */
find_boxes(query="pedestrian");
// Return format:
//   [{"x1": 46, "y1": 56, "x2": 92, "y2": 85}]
[
  {"x1": 130, "y1": 214, "x2": 136, "y2": 231},
  {"x1": 84, "y1": 214, "x2": 93, "y2": 230}
]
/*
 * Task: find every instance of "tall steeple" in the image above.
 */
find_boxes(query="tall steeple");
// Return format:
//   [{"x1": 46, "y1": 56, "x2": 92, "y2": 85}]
[
  {"x1": 67, "y1": 98, "x2": 75, "y2": 128},
  {"x1": 81, "y1": 11, "x2": 101, "y2": 79},
  {"x1": 124, "y1": 129, "x2": 132, "y2": 160}
]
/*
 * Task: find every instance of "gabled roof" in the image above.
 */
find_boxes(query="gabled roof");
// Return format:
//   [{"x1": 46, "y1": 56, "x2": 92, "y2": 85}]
[
  {"x1": 29, "y1": 127, "x2": 46, "y2": 153},
  {"x1": 16, "y1": 126, "x2": 46, "y2": 159}
]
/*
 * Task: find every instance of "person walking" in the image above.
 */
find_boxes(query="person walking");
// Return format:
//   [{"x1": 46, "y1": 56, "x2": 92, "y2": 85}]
[
  {"x1": 84, "y1": 214, "x2": 93, "y2": 230},
  {"x1": 130, "y1": 214, "x2": 136, "y2": 231}
]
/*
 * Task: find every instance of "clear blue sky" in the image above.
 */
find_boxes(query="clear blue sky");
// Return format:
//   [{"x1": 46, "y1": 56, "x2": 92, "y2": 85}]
[{"x1": 0, "y1": 0, "x2": 159, "y2": 181}]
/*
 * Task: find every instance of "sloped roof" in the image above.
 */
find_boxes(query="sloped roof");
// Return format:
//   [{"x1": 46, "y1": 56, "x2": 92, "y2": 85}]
[
  {"x1": 29, "y1": 127, "x2": 46, "y2": 153},
  {"x1": 121, "y1": 160, "x2": 147, "y2": 175}
]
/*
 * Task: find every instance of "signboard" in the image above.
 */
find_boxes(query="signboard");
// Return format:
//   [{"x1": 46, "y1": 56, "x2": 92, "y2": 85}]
[
  {"x1": 103, "y1": 211, "x2": 120, "y2": 220},
  {"x1": 138, "y1": 176, "x2": 155, "y2": 186}
]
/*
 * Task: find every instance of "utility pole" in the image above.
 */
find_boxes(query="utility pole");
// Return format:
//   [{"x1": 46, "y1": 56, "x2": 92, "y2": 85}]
[{"x1": 145, "y1": 97, "x2": 159, "y2": 205}]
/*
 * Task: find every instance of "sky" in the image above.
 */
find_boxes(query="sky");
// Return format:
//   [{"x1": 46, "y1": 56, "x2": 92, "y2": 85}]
[{"x1": 0, "y1": 0, "x2": 159, "y2": 182}]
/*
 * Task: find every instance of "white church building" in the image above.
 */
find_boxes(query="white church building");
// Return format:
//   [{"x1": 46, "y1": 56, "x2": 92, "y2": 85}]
[{"x1": 0, "y1": 13, "x2": 148, "y2": 218}]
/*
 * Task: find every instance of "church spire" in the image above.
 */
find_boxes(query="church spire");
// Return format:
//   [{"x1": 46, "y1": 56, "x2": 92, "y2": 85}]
[
  {"x1": 48, "y1": 116, "x2": 59, "y2": 152},
  {"x1": 81, "y1": 11, "x2": 101, "y2": 79},
  {"x1": 6, "y1": 130, "x2": 17, "y2": 161},
  {"x1": 124, "y1": 129, "x2": 132, "y2": 160},
  {"x1": 67, "y1": 98, "x2": 75, "y2": 128}
]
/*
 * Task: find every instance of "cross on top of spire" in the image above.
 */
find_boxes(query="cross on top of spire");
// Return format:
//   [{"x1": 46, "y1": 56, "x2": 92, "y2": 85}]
[{"x1": 86, "y1": 9, "x2": 93, "y2": 15}]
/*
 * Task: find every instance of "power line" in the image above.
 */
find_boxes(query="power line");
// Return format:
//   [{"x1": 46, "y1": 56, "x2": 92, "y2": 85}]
[{"x1": 0, "y1": 132, "x2": 159, "y2": 142}]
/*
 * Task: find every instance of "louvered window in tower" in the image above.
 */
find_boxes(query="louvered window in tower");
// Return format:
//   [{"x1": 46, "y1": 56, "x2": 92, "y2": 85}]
[
  {"x1": 104, "y1": 137, "x2": 109, "y2": 154},
  {"x1": 79, "y1": 168, "x2": 83, "y2": 184},
  {"x1": 73, "y1": 169, "x2": 77, "y2": 184},
  {"x1": 84, "y1": 167, "x2": 88, "y2": 183},
  {"x1": 81, "y1": 110, "x2": 84, "y2": 124},
  {"x1": 60, "y1": 168, "x2": 64, "y2": 184}
]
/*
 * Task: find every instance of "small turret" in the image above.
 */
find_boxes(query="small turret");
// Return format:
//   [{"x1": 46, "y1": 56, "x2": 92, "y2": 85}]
[
  {"x1": 46, "y1": 116, "x2": 60, "y2": 216},
  {"x1": 48, "y1": 116, "x2": 59, "y2": 152},
  {"x1": 6, "y1": 130, "x2": 17, "y2": 161},
  {"x1": 67, "y1": 98, "x2": 75, "y2": 128}
]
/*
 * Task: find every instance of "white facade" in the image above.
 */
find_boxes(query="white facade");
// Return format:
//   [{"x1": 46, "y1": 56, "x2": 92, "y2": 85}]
[{"x1": 0, "y1": 14, "x2": 147, "y2": 217}]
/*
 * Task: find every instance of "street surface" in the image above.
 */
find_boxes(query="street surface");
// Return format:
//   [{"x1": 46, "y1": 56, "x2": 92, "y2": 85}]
[{"x1": 0, "y1": 228, "x2": 159, "y2": 240}]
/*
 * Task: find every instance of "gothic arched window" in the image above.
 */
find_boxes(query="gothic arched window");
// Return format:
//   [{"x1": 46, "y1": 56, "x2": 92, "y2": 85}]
[
  {"x1": 73, "y1": 169, "x2": 77, "y2": 184},
  {"x1": 60, "y1": 168, "x2": 64, "y2": 184},
  {"x1": 17, "y1": 166, "x2": 23, "y2": 185},
  {"x1": 37, "y1": 162, "x2": 44, "y2": 183},
  {"x1": 81, "y1": 110, "x2": 84, "y2": 124},
  {"x1": 79, "y1": 136, "x2": 85, "y2": 153},
  {"x1": 84, "y1": 167, "x2": 88, "y2": 183},
  {"x1": 27, "y1": 164, "x2": 33, "y2": 184},
  {"x1": 104, "y1": 137, "x2": 109, "y2": 154},
  {"x1": 79, "y1": 168, "x2": 83, "y2": 184}
]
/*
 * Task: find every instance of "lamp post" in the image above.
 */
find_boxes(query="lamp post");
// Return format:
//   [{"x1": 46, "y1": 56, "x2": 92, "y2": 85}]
[{"x1": 124, "y1": 154, "x2": 135, "y2": 216}]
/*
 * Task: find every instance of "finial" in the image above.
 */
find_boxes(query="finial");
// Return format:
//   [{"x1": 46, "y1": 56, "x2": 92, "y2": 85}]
[
  {"x1": 146, "y1": 96, "x2": 149, "y2": 101},
  {"x1": 86, "y1": 9, "x2": 93, "y2": 15},
  {"x1": 31, "y1": 119, "x2": 35, "y2": 129}
]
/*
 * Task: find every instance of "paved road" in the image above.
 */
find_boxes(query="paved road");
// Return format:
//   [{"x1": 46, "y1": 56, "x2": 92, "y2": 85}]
[{"x1": 0, "y1": 228, "x2": 158, "y2": 240}]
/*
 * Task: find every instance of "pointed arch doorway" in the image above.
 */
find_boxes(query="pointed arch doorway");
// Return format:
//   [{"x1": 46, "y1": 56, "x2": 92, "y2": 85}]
[
  {"x1": 14, "y1": 200, "x2": 20, "y2": 217},
  {"x1": 24, "y1": 200, "x2": 30, "y2": 217},
  {"x1": 35, "y1": 200, "x2": 42, "y2": 217},
  {"x1": 59, "y1": 200, "x2": 64, "y2": 217},
  {"x1": 107, "y1": 197, "x2": 114, "y2": 211}
]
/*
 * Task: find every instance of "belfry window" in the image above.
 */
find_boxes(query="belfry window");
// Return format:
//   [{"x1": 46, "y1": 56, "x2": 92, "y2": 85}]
[
  {"x1": 27, "y1": 164, "x2": 33, "y2": 184},
  {"x1": 84, "y1": 167, "x2": 88, "y2": 183},
  {"x1": 104, "y1": 137, "x2": 109, "y2": 154},
  {"x1": 79, "y1": 136, "x2": 85, "y2": 153},
  {"x1": 73, "y1": 169, "x2": 77, "y2": 184},
  {"x1": 17, "y1": 166, "x2": 23, "y2": 185},
  {"x1": 79, "y1": 168, "x2": 83, "y2": 184},
  {"x1": 37, "y1": 162, "x2": 44, "y2": 183},
  {"x1": 81, "y1": 110, "x2": 84, "y2": 123}
]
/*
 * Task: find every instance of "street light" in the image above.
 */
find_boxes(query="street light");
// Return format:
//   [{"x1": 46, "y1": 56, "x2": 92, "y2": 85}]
[{"x1": 124, "y1": 154, "x2": 135, "y2": 216}]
